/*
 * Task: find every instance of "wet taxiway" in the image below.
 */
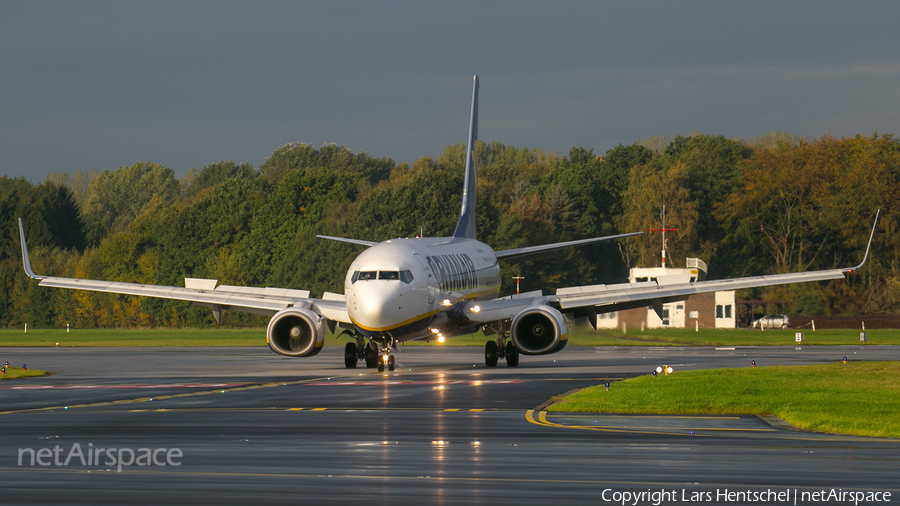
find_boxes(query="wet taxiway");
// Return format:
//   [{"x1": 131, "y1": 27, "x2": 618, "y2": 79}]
[{"x1": 1, "y1": 344, "x2": 898, "y2": 505}]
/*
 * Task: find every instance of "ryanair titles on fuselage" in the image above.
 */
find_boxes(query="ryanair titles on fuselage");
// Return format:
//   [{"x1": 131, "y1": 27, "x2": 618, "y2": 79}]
[{"x1": 426, "y1": 253, "x2": 478, "y2": 291}]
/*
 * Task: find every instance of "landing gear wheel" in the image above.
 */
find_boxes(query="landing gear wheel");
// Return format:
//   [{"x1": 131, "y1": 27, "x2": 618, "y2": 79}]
[
  {"x1": 781, "y1": 323, "x2": 789, "y2": 329},
  {"x1": 365, "y1": 345, "x2": 378, "y2": 368},
  {"x1": 505, "y1": 342, "x2": 519, "y2": 367},
  {"x1": 377, "y1": 358, "x2": 385, "y2": 372},
  {"x1": 387, "y1": 355, "x2": 395, "y2": 372},
  {"x1": 485, "y1": 341, "x2": 499, "y2": 367},
  {"x1": 344, "y1": 342, "x2": 358, "y2": 369}
]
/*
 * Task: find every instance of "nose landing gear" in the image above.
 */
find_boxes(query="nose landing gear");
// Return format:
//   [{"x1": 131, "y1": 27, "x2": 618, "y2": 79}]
[
  {"x1": 374, "y1": 336, "x2": 396, "y2": 372},
  {"x1": 377, "y1": 353, "x2": 396, "y2": 372},
  {"x1": 344, "y1": 334, "x2": 397, "y2": 371}
]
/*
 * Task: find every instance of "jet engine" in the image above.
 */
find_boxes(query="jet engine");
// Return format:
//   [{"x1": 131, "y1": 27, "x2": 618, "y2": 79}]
[
  {"x1": 510, "y1": 305, "x2": 569, "y2": 355},
  {"x1": 266, "y1": 307, "x2": 326, "y2": 357}
]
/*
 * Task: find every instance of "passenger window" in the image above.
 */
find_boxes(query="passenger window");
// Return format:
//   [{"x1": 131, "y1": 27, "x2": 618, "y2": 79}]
[
  {"x1": 379, "y1": 271, "x2": 400, "y2": 280},
  {"x1": 399, "y1": 270, "x2": 414, "y2": 284},
  {"x1": 358, "y1": 271, "x2": 377, "y2": 281}
]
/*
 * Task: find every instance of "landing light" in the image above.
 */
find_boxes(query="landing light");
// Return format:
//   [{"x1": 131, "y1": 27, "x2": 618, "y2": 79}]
[
  {"x1": 382, "y1": 355, "x2": 389, "y2": 362},
  {"x1": 431, "y1": 328, "x2": 440, "y2": 334},
  {"x1": 438, "y1": 336, "x2": 445, "y2": 343},
  {"x1": 442, "y1": 299, "x2": 452, "y2": 307},
  {"x1": 470, "y1": 305, "x2": 481, "y2": 313}
]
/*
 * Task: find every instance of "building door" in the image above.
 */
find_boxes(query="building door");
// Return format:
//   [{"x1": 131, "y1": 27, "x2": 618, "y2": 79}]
[{"x1": 671, "y1": 304, "x2": 685, "y2": 328}]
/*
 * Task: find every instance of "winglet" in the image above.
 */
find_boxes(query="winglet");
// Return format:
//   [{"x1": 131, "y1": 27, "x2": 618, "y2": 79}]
[
  {"x1": 18, "y1": 218, "x2": 45, "y2": 280},
  {"x1": 843, "y1": 209, "x2": 879, "y2": 273},
  {"x1": 452, "y1": 75, "x2": 479, "y2": 239}
]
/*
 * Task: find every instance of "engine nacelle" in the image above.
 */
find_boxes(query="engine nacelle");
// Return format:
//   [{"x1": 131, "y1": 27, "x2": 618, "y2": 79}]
[
  {"x1": 266, "y1": 307, "x2": 326, "y2": 357},
  {"x1": 510, "y1": 305, "x2": 569, "y2": 355}
]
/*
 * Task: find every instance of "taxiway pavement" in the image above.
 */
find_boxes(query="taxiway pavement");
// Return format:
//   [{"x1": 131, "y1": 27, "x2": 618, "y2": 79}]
[{"x1": 1, "y1": 344, "x2": 898, "y2": 505}]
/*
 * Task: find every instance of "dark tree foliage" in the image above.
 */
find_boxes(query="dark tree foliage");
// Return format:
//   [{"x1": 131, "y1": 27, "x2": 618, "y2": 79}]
[
  {"x1": 0, "y1": 178, "x2": 86, "y2": 327},
  {"x1": 185, "y1": 161, "x2": 257, "y2": 200},
  {"x1": 259, "y1": 143, "x2": 394, "y2": 186},
  {"x1": 3, "y1": 134, "x2": 899, "y2": 328},
  {"x1": 80, "y1": 161, "x2": 181, "y2": 246}
]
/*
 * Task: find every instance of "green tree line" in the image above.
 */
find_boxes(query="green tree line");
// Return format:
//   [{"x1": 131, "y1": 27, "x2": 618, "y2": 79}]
[{"x1": 2, "y1": 134, "x2": 898, "y2": 329}]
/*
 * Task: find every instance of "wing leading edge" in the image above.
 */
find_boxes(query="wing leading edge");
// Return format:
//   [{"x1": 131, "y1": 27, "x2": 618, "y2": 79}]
[
  {"x1": 17, "y1": 219, "x2": 350, "y2": 324},
  {"x1": 466, "y1": 210, "x2": 880, "y2": 324}
]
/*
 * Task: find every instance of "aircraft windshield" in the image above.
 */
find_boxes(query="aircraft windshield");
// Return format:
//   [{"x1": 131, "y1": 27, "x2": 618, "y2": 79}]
[{"x1": 351, "y1": 270, "x2": 414, "y2": 284}]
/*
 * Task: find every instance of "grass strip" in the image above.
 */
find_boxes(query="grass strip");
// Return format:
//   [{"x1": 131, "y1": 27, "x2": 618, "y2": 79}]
[
  {"x1": 0, "y1": 367, "x2": 49, "y2": 380},
  {"x1": 0, "y1": 329, "x2": 265, "y2": 347},
  {"x1": 548, "y1": 361, "x2": 900, "y2": 438},
  {"x1": 565, "y1": 327, "x2": 900, "y2": 346},
  {"x1": 1, "y1": 327, "x2": 898, "y2": 348}
]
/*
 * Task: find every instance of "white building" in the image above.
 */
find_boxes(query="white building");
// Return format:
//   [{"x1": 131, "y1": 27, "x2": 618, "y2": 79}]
[{"x1": 595, "y1": 258, "x2": 736, "y2": 330}]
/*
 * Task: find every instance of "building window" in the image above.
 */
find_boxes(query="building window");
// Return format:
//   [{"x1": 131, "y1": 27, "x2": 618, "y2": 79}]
[{"x1": 716, "y1": 305, "x2": 733, "y2": 319}]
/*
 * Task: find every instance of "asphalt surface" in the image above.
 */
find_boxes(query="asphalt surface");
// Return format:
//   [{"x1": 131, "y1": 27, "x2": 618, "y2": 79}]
[{"x1": 1, "y1": 344, "x2": 899, "y2": 505}]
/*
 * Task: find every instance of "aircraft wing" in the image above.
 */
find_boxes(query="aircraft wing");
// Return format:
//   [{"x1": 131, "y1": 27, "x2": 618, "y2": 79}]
[
  {"x1": 466, "y1": 210, "x2": 878, "y2": 324},
  {"x1": 18, "y1": 219, "x2": 350, "y2": 324},
  {"x1": 551, "y1": 268, "x2": 847, "y2": 313},
  {"x1": 464, "y1": 266, "x2": 851, "y2": 325}
]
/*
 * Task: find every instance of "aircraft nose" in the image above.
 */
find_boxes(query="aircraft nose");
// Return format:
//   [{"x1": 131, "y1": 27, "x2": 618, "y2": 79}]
[
  {"x1": 350, "y1": 284, "x2": 397, "y2": 330},
  {"x1": 358, "y1": 293, "x2": 387, "y2": 322}
]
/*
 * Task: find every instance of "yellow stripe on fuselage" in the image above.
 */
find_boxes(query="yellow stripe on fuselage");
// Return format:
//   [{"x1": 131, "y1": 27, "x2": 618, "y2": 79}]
[
  {"x1": 350, "y1": 308, "x2": 443, "y2": 333},
  {"x1": 349, "y1": 287, "x2": 498, "y2": 333}
]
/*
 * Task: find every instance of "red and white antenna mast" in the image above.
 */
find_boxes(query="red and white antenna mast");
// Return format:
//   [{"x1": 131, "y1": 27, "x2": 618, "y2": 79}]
[{"x1": 649, "y1": 204, "x2": 678, "y2": 268}]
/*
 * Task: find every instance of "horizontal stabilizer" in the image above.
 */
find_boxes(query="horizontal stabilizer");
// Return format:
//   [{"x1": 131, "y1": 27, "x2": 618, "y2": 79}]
[
  {"x1": 494, "y1": 231, "x2": 643, "y2": 260},
  {"x1": 316, "y1": 235, "x2": 378, "y2": 247}
]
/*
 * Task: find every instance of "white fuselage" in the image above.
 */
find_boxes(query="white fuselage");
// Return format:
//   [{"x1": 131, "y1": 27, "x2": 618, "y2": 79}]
[{"x1": 344, "y1": 237, "x2": 501, "y2": 341}]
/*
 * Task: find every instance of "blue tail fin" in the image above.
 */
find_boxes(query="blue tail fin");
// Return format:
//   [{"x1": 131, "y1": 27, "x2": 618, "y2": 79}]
[{"x1": 452, "y1": 75, "x2": 479, "y2": 239}]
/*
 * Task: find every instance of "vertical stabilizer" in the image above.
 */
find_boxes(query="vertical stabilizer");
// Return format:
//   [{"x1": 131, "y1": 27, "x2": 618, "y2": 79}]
[{"x1": 452, "y1": 75, "x2": 479, "y2": 239}]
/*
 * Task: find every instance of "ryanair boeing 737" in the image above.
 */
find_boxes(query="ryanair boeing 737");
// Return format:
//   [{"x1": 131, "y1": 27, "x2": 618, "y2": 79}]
[{"x1": 19, "y1": 76, "x2": 878, "y2": 372}]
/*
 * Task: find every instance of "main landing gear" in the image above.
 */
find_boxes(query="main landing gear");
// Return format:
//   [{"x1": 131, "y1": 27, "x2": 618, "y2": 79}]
[
  {"x1": 484, "y1": 333, "x2": 518, "y2": 367},
  {"x1": 344, "y1": 334, "x2": 396, "y2": 372}
]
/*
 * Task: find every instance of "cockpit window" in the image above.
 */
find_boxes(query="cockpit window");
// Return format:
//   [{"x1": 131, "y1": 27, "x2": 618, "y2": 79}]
[{"x1": 352, "y1": 270, "x2": 413, "y2": 283}]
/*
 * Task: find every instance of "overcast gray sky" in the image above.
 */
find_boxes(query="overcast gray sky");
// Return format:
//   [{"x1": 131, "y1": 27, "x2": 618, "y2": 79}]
[{"x1": 2, "y1": 1, "x2": 899, "y2": 182}]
